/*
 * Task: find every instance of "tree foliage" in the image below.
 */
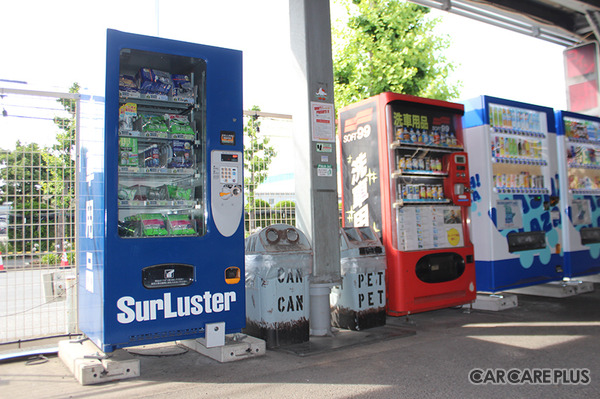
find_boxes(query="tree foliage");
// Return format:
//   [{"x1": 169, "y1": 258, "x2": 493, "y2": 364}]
[
  {"x1": 333, "y1": 0, "x2": 460, "y2": 110},
  {"x1": 0, "y1": 83, "x2": 79, "y2": 253}
]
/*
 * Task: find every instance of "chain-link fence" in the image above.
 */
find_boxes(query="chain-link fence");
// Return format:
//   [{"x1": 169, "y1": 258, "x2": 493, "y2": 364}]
[
  {"x1": 243, "y1": 111, "x2": 296, "y2": 234},
  {"x1": 0, "y1": 87, "x2": 80, "y2": 345}
]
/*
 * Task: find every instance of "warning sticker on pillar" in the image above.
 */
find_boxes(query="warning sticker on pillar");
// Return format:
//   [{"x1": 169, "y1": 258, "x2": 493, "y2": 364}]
[
  {"x1": 311, "y1": 102, "x2": 335, "y2": 142},
  {"x1": 316, "y1": 143, "x2": 333, "y2": 153},
  {"x1": 317, "y1": 164, "x2": 333, "y2": 177}
]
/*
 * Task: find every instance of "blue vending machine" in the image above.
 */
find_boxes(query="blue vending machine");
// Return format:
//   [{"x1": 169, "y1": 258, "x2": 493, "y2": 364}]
[
  {"x1": 463, "y1": 95, "x2": 563, "y2": 292},
  {"x1": 78, "y1": 30, "x2": 245, "y2": 352},
  {"x1": 556, "y1": 110, "x2": 600, "y2": 277}
]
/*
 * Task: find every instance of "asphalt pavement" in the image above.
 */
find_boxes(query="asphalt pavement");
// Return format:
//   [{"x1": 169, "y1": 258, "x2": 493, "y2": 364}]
[{"x1": 1, "y1": 284, "x2": 600, "y2": 398}]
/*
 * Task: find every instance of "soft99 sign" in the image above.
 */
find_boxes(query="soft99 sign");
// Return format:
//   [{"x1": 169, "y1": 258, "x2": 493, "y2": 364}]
[
  {"x1": 343, "y1": 124, "x2": 371, "y2": 143},
  {"x1": 342, "y1": 108, "x2": 374, "y2": 143}
]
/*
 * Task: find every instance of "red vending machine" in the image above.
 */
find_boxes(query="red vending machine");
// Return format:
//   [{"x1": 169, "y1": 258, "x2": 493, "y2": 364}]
[{"x1": 339, "y1": 93, "x2": 476, "y2": 316}]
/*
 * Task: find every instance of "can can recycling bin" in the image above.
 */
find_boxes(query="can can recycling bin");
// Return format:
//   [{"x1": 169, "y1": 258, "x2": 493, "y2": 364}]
[
  {"x1": 244, "y1": 224, "x2": 312, "y2": 348},
  {"x1": 331, "y1": 227, "x2": 387, "y2": 330}
]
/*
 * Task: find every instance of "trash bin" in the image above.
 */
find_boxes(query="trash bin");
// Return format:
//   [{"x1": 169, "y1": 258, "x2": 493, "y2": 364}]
[
  {"x1": 244, "y1": 224, "x2": 312, "y2": 348},
  {"x1": 331, "y1": 227, "x2": 387, "y2": 330}
]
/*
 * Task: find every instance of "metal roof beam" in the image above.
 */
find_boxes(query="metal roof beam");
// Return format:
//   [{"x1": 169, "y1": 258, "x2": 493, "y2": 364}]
[{"x1": 410, "y1": 0, "x2": 584, "y2": 46}]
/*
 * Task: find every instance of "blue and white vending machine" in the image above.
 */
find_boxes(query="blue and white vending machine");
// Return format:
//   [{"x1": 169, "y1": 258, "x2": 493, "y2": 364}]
[
  {"x1": 556, "y1": 110, "x2": 600, "y2": 277},
  {"x1": 463, "y1": 95, "x2": 563, "y2": 292},
  {"x1": 78, "y1": 30, "x2": 245, "y2": 352}
]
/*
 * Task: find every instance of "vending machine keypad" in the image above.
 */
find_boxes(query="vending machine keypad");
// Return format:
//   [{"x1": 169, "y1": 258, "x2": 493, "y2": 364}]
[{"x1": 220, "y1": 166, "x2": 238, "y2": 184}]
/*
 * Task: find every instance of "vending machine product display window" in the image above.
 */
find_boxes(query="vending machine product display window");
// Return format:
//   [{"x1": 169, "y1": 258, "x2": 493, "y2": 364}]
[
  {"x1": 463, "y1": 95, "x2": 563, "y2": 293},
  {"x1": 339, "y1": 92, "x2": 476, "y2": 316},
  {"x1": 117, "y1": 49, "x2": 207, "y2": 239},
  {"x1": 78, "y1": 30, "x2": 245, "y2": 352},
  {"x1": 556, "y1": 110, "x2": 600, "y2": 277}
]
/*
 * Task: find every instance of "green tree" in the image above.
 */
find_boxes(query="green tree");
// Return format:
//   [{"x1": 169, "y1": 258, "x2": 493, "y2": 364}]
[
  {"x1": 0, "y1": 83, "x2": 79, "y2": 255},
  {"x1": 244, "y1": 105, "x2": 277, "y2": 232},
  {"x1": 0, "y1": 142, "x2": 51, "y2": 253},
  {"x1": 333, "y1": 0, "x2": 460, "y2": 110}
]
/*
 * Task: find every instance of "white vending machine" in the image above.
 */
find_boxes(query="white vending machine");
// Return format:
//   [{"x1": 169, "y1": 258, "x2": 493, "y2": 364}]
[
  {"x1": 556, "y1": 110, "x2": 600, "y2": 278},
  {"x1": 463, "y1": 95, "x2": 563, "y2": 292}
]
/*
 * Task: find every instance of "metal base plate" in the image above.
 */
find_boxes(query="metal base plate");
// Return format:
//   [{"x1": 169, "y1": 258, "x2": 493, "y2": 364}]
[
  {"x1": 58, "y1": 339, "x2": 140, "y2": 385},
  {"x1": 467, "y1": 293, "x2": 519, "y2": 311},
  {"x1": 507, "y1": 281, "x2": 595, "y2": 298},
  {"x1": 178, "y1": 333, "x2": 266, "y2": 363}
]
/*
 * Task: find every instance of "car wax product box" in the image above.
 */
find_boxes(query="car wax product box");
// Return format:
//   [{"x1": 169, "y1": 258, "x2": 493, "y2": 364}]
[{"x1": 119, "y1": 137, "x2": 138, "y2": 167}]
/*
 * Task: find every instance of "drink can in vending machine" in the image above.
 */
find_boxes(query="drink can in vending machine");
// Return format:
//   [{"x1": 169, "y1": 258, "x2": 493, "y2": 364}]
[
  {"x1": 407, "y1": 184, "x2": 415, "y2": 200},
  {"x1": 412, "y1": 158, "x2": 419, "y2": 170},
  {"x1": 426, "y1": 185, "x2": 433, "y2": 199},
  {"x1": 398, "y1": 157, "x2": 405, "y2": 170},
  {"x1": 412, "y1": 184, "x2": 420, "y2": 200}
]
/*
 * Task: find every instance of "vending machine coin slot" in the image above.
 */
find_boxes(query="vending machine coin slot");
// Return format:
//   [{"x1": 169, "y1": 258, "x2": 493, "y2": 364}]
[{"x1": 443, "y1": 152, "x2": 471, "y2": 206}]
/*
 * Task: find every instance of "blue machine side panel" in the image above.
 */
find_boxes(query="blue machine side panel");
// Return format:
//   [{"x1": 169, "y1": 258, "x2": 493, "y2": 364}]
[
  {"x1": 77, "y1": 100, "x2": 107, "y2": 348},
  {"x1": 462, "y1": 96, "x2": 487, "y2": 128}
]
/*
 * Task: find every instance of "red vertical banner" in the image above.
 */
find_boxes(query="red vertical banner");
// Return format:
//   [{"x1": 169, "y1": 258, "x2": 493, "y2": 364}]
[
  {"x1": 569, "y1": 80, "x2": 598, "y2": 112},
  {"x1": 565, "y1": 42, "x2": 597, "y2": 78},
  {"x1": 564, "y1": 42, "x2": 600, "y2": 115}
]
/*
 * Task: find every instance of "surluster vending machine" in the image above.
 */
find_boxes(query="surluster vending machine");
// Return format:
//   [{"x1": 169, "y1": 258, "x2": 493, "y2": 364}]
[
  {"x1": 339, "y1": 92, "x2": 476, "y2": 316},
  {"x1": 78, "y1": 30, "x2": 245, "y2": 352},
  {"x1": 556, "y1": 110, "x2": 600, "y2": 277},
  {"x1": 463, "y1": 95, "x2": 563, "y2": 292}
]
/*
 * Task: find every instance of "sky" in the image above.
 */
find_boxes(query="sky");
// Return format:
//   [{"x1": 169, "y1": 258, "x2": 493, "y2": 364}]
[{"x1": 0, "y1": 0, "x2": 568, "y2": 150}]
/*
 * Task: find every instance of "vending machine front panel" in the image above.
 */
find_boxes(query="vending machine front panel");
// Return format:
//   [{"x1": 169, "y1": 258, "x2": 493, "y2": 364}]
[
  {"x1": 78, "y1": 30, "x2": 244, "y2": 352},
  {"x1": 463, "y1": 95, "x2": 563, "y2": 292},
  {"x1": 556, "y1": 110, "x2": 600, "y2": 277}
]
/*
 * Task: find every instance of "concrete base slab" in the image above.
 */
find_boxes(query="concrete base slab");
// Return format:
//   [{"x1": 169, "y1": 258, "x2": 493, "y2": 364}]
[
  {"x1": 58, "y1": 339, "x2": 140, "y2": 385},
  {"x1": 178, "y1": 333, "x2": 266, "y2": 363},
  {"x1": 580, "y1": 274, "x2": 600, "y2": 283},
  {"x1": 507, "y1": 281, "x2": 594, "y2": 298},
  {"x1": 275, "y1": 324, "x2": 415, "y2": 357},
  {"x1": 467, "y1": 293, "x2": 519, "y2": 311}
]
